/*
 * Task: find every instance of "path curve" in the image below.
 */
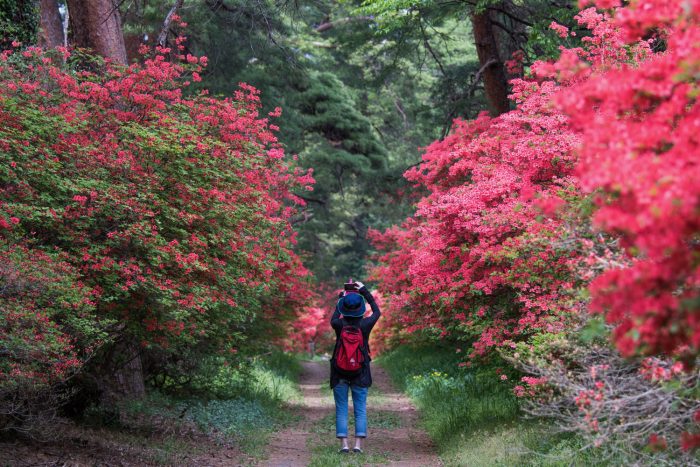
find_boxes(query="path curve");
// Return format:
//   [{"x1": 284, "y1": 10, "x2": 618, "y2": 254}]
[{"x1": 262, "y1": 360, "x2": 442, "y2": 466}]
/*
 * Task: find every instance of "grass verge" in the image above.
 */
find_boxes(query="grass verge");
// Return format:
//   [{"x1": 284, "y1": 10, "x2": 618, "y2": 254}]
[{"x1": 377, "y1": 344, "x2": 625, "y2": 466}]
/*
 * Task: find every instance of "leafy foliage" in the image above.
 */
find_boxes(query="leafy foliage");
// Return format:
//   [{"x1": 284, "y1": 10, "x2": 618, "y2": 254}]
[
  {"x1": 0, "y1": 244, "x2": 107, "y2": 388},
  {"x1": 0, "y1": 0, "x2": 37, "y2": 48},
  {"x1": 369, "y1": 1, "x2": 700, "y2": 363},
  {"x1": 118, "y1": 351, "x2": 301, "y2": 457},
  {"x1": 369, "y1": 66, "x2": 586, "y2": 358},
  {"x1": 558, "y1": 1, "x2": 700, "y2": 361},
  {"x1": 120, "y1": 0, "x2": 467, "y2": 282},
  {"x1": 289, "y1": 70, "x2": 388, "y2": 277},
  {"x1": 0, "y1": 42, "x2": 312, "y2": 413}
]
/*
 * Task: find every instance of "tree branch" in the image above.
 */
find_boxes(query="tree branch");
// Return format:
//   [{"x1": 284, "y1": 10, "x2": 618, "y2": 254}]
[
  {"x1": 315, "y1": 16, "x2": 373, "y2": 33},
  {"x1": 158, "y1": 0, "x2": 185, "y2": 47},
  {"x1": 297, "y1": 194, "x2": 326, "y2": 205},
  {"x1": 419, "y1": 18, "x2": 446, "y2": 77}
]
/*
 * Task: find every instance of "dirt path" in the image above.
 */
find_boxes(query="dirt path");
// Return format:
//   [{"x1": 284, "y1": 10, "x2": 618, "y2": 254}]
[
  {"x1": 262, "y1": 361, "x2": 331, "y2": 466},
  {"x1": 368, "y1": 366, "x2": 442, "y2": 466},
  {"x1": 261, "y1": 360, "x2": 442, "y2": 466}
]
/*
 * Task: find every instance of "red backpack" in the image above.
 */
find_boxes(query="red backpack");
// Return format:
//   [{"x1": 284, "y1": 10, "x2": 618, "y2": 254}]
[{"x1": 333, "y1": 323, "x2": 365, "y2": 375}]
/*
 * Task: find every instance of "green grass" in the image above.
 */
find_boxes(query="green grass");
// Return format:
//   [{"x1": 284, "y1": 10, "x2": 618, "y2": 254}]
[
  {"x1": 145, "y1": 434, "x2": 209, "y2": 465},
  {"x1": 308, "y1": 442, "x2": 391, "y2": 467},
  {"x1": 435, "y1": 424, "x2": 632, "y2": 467},
  {"x1": 369, "y1": 410, "x2": 402, "y2": 429},
  {"x1": 377, "y1": 345, "x2": 626, "y2": 467},
  {"x1": 378, "y1": 345, "x2": 519, "y2": 445}
]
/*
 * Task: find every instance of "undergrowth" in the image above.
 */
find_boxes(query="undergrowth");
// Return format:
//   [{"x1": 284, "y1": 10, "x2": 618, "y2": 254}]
[
  {"x1": 377, "y1": 344, "x2": 627, "y2": 466},
  {"x1": 90, "y1": 350, "x2": 302, "y2": 461}
]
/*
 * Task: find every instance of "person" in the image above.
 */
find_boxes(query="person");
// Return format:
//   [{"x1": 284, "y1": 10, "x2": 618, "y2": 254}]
[{"x1": 330, "y1": 280, "x2": 381, "y2": 454}]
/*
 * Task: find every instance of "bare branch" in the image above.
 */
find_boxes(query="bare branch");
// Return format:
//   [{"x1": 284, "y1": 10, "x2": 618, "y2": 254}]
[
  {"x1": 158, "y1": 0, "x2": 185, "y2": 47},
  {"x1": 419, "y1": 18, "x2": 446, "y2": 77},
  {"x1": 514, "y1": 342, "x2": 700, "y2": 465},
  {"x1": 297, "y1": 194, "x2": 326, "y2": 205}
]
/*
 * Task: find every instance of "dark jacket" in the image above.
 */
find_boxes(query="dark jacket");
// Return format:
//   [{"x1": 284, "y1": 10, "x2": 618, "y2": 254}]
[{"x1": 330, "y1": 286, "x2": 381, "y2": 388}]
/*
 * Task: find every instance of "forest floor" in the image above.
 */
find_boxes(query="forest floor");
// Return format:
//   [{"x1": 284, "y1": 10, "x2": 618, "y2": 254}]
[
  {"x1": 262, "y1": 360, "x2": 441, "y2": 467},
  {"x1": 0, "y1": 360, "x2": 440, "y2": 466},
  {"x1": 0, "y1": 415, "x2": 252, "y2": 466},
  {"x1": 0, "y1": 406, "x2": 258, "y2": 466}
]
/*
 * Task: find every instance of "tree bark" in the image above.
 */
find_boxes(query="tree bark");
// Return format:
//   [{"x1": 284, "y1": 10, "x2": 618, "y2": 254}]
[
  {"x1": 38, "y1": 0, "x2": 64, "y2": 48},
  {"x1": 65, "y1": 0, "x2": 128, "y2": 65},
  {"x1": 97, "y1": 338, "x2": 146, "y2": 404},
  {"x1": 471, "y1": 10, "x2": 510, "y2": 116}
]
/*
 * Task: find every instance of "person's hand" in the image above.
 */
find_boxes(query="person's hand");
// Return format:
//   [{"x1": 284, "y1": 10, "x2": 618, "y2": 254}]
[{"x1": 354, "y1": 281, "x2": 366, "y2": 290}]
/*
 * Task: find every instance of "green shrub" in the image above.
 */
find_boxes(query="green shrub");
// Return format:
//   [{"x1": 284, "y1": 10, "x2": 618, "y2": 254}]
[{"x1": 0, "y1": 44, "x2": 312, "y2": 420}]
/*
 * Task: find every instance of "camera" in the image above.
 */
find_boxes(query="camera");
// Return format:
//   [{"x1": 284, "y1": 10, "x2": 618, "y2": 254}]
[{"x1": 343, "y1": 278, "x2": 359, "y2": 292}]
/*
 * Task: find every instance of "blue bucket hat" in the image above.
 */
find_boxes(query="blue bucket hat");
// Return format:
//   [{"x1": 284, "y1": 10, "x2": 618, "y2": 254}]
[{"x1": 337, "y1": 293, "x2": 366, "y2": 318}]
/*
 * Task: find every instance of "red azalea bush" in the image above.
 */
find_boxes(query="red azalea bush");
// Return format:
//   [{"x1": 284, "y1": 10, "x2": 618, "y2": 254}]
[
  {"x1": 370, "y1": 1, "x2": 700, "y2": 456},
  {"x1": 370, "y1": 2, "x2": 700, "y2": 362},
  {"x1": 285, "y1": 296, "x2": 334, "y2": 356},
  {"x1": 558, "y1": 0, "x2": 700, "y2": 360},
  {"x1": 283, "y1": 282, "x2": 336, "y2": 356},
  {"x1": 365, "y1": 292, "x2": 394, "y2": 355},
  {"x1": 369, "y1": 62, "x2": 585, "y2": 359},
  {"x1": 0, "y1": 43, "x2": 313, "y2": 402}
]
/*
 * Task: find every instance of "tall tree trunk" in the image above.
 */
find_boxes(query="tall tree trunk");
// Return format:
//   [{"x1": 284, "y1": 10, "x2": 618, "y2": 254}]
[
  {"x1": 38, "y1": 0, "x2": 64, "y2": 48},
  {"x1": 65, "y1": 0, "x2": 127, "y2": 65},
  {"x1": 62, "y1": 1, "x2": 137, "y2": 400},
  {"x1": 471, "y1": 10, "x2": 510, "y2": 116}
]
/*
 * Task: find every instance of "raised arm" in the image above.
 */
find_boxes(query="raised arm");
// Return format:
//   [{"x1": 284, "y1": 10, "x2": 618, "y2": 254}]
[
  {"x1": 359, "y1": 286, "x2": 381, "y2": 330},
  {"x1": 330, "y1": 297, "x2": 343, "y2": 331}
]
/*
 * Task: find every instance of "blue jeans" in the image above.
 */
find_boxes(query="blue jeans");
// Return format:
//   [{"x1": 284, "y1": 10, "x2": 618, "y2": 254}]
[{"x1": 333, "y1": 380, "x2": 368, "y2": 438}]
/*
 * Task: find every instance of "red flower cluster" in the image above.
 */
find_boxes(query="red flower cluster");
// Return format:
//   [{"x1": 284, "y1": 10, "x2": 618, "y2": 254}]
[
  {"x1": 560, "y1": 1, "x2": 700, "y2": 359},
  {"x1": 369, "y1": 42, "x2": 584, "y2": 358},
  {"x1": 284, "y1": 286, "x2": 334, "y2": 355}
]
